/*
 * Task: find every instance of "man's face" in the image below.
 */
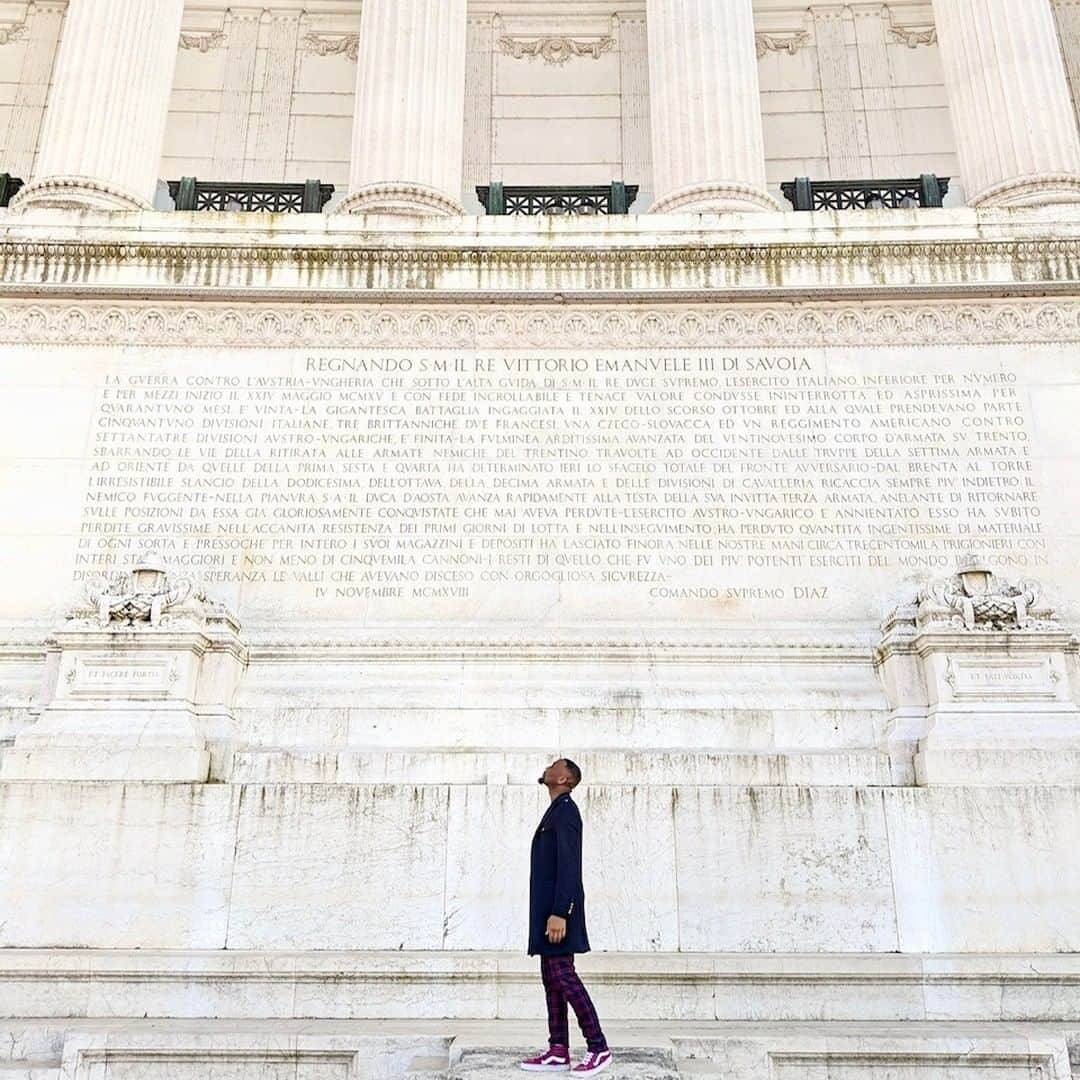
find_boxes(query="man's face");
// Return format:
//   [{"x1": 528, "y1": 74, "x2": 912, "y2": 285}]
[{"x1": 538, "y1": 759, "x2": 565, "y2": 786}]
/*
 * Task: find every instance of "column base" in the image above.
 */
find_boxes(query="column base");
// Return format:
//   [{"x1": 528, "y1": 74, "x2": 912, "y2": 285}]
[
  {"x1": 8, "y1": 175, "x2": 150, "y2": 211},
  {"x1": 337, "y1": 182, "x2": 463, "y2": 216},
  {"x1": 970, "y1": 173, "x2": 1080, "y2": 208},
  {"x1": 650, "y1": 181, "x2": 781, "y2": 214}
]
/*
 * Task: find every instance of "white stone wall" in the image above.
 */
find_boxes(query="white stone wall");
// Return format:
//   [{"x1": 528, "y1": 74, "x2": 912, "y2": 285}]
[
  {"x1": 0, "y1": 0, "x2": 64, "y2": 181},
  {"x1": 162, "y1": 7, "x2": 351, "y2": 189},
  {"x1": 0, "y1": 1, "x2": 986, "y2": 205},
  {"x1": 3, "y1": 780, "x2": 1080, "y2": 954},
  {"x1": 757, "y1": 4, "x2": 959, "y2": 197}
]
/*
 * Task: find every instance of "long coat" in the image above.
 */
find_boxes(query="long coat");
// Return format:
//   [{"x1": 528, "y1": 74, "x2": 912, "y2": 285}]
[{"x1": 528, "y1": 791, "x2": 590, "y2": 957}]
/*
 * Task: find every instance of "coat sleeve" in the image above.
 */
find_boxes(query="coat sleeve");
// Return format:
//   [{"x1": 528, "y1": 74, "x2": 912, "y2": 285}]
[{"x1": 551, "y1": 807, "x2": 583, "y2": 919}]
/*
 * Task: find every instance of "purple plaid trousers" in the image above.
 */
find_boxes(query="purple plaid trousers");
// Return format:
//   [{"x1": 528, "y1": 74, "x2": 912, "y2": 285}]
[{"x1": 540, "y1": 954, "x2": 608, "y2": 1054}]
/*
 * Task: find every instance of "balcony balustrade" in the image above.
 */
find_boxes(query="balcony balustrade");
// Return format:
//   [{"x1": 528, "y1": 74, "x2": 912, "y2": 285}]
[
  {"x1": 168, "y1": 178, "x2": 334, "y2": 213},
  {"x1": 781, "y1": 175, "x2": 949, "y2": 211},
  {"x1": 477, "y1": 182, "x2": 638, "y2": 216},
  {"x1": 0, "y1": 173, "x2": 24, "y2": 208}
]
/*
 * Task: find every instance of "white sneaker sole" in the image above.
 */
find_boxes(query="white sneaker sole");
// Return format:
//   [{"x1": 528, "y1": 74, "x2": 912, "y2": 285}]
[
  {"x1": 519, "y1": 1064, "x2": 571, "y2": 1072},
  {"x1": 573, "y1": 1055, "x2": 613, "y2": 1075}
]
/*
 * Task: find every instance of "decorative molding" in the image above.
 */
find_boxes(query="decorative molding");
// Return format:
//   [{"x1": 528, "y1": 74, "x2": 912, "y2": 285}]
[
  {"x1": 755, "y1": 30, "x2": 810, "y2": 59},
  {"x1": 301, "y1": 31, "x2": 359, "y2": 60},
  {"x1": 1, "y1": 231, "x2": 1079, "y2": 302},
  {"x1": 0, "y1": 17, "x2": 28, "y2": 45},
  {"x1": 497, "y1": 34, "x2": 615, "y2": 64},
  {"x1": 0, "y1": 299, "x2": 1077, "y2": 350},
  {"x1": 9, "y1": 176, "x2": 150, "y2": 211},
  {"x1": 179, "y1": 30, "x2": 226, "y2": 52},
  {"x1": 886, "y1": 9, "x2": 937, "y2": 47}
]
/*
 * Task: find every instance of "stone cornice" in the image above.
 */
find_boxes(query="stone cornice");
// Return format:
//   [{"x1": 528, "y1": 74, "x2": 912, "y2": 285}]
[{"x1": 0, "y1": 212, "x2": 1079, "y2": 302}]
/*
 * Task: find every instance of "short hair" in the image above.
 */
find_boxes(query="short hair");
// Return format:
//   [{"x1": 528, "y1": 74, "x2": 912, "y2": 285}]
[{"x1": 561, "y1": 758, "x2": 582, "y2": 788}]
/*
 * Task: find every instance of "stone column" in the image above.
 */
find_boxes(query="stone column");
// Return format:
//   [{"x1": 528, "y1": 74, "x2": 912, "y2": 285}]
[
  {"x1": 340, "y1": 0, "x2": 468, "y2": 216},
  {"x1": 646, "y1": 0, "x2": 778, "y2": 213},
  {"x1": 931, "y1": 0, "x2": 1080, "y2": 207},
  {"x1": 11, "y1": 0, "x2": 184, "y2": 211}
]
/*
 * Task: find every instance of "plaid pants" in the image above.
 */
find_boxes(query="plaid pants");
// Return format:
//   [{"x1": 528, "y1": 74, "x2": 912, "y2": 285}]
[{"x1": 541, "y1": 954, "x2": 608, "y2": 1053}]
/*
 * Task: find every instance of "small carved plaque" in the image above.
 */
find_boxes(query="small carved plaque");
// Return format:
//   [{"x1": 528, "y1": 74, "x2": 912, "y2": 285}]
[
  {"x1": 67, "y1": 657, "x2": 176, "y2": 697},
  {"x1": 945, "y1": 658, "x2": 1057, "y2": 701}
]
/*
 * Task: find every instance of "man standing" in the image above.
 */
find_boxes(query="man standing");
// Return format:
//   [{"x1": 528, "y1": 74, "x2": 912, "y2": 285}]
[{"x1": 520, "y1": 759, "x2": 613, "y2": 1075}]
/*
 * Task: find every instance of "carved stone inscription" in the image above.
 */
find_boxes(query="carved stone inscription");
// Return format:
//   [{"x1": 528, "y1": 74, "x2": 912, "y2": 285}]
[{"x1": 74, "y1": 350, "x2": 1045, "y2": 621}]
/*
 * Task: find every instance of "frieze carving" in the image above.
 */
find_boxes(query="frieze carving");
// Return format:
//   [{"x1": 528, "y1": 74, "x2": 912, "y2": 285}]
[
  {"x1": 882, "y1": 556, "x2": 1061, "y2": 645},
  {"x1": 497, "y1": 35, "x2": 615, "y2": 64},
  {"x1": 0, "y1": 17, "x2": 27, "y2": 44},
  {"x1": 68, "y1": 558, "x2": 239, "y2": 633},
  {"x1": 301, "y1": 32, "x2": 359, "y2": 61},
  {"x1": 916, "y1": 556, "x2": 1058, "y2": 631},
  {"x1": 886, "y1": 9, "x2": 937, "y2": 48},
  {"x1": 179, "y1": 30, "x2": 225, "y2": 52},
  {"x1": 0, "y1": 300, "x2": 1077, "y2": 349},
  {"x1": 755, "y1": 31, "x2": 811, "y2": 58}
]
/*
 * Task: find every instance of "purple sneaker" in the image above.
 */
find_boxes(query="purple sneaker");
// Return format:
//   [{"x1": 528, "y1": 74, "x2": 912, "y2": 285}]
[
  {"x1": 572, "y1": 1050, "x2": 613, "y2": 1075},
  {"x1": 520, "y1": 1046, "x2": 571, "y2": 1072}
]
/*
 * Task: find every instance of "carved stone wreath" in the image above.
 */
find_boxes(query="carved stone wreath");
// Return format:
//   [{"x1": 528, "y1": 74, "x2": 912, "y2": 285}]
[
  {"x1": 302, "y1": 32, "x2": 360, "y2": 62},
  {"x1": 497, "y1": 35, "x2": 615, "y2": 64},
  {"x1": 179, "y1": 31, "x2": 225, "y2": 53},
  {"x1": 0, "y1": 19, "x2": 27, "y2": 46},
  {"x1": 887, "y1": 12, "x2": 937, "y2": 49},
  {"x1": 755, "y1": 31, "x2": 810, "y2": 59}
]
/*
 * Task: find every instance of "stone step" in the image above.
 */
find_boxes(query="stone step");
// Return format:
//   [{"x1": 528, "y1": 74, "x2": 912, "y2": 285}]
[
  {"x1": 227, "y1": 747, "x2": 894, "y2": 786},
  {"x1": 0, "y1": 1023, "x2": 1076, "y2": 1080},
  {"x1": 450, "y1": 1047, "x2": 680, "y2": 1079},
  {"x1": 672, "y1": 1031, "x2": 1077, "y2": 1078},
  {"x1": 6, "y1": 951, "x2": 1080, "y2": 1024}
]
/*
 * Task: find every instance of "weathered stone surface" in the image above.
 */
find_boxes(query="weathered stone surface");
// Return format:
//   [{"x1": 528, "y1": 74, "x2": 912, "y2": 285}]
[{"x1": 451, "y1": 1047, "x2": 680, "y2": 1080}]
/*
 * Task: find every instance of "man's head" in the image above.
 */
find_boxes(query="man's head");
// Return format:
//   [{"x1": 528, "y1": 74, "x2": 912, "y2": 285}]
[{"x1": 538, "y1": 757, "x2": 582, "y2": 792}]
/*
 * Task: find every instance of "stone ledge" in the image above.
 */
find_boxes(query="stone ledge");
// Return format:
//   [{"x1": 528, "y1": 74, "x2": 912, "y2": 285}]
[
  {"x1": 6, "y1": 951, "x2": 1080, "y2": 1023},
  {"x1": 227, "y1": 748, "x2": 894, "y2": 786},
  {"x1": 1, "y1": 207, "x2": 1079, "y2": 302},
  {"x1": 7, "y1": 1021, "x2": 1078, "y2": 1080}
]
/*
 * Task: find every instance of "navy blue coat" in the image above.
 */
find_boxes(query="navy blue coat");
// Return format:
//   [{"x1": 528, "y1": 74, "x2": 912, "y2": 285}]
[{"x1": 528, "y1": 792, "x2": 590, "y2": 957}]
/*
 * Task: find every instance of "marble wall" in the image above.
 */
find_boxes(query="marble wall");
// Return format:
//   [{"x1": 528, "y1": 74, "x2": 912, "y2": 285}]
[
  {"x1": 0, "y1": 1, "x2": 973, "y2": 206},
  {"x1": 2, "y1": 781, "x2": 1080, "y2": 954},
  {"x1": 0, "y1": 337, "x2": 1072, "y2": 633}
]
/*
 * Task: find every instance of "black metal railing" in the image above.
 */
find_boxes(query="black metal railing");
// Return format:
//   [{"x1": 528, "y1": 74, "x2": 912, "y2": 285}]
[
  {"x1": 0, "y1": 173, "x2": 24, "y2": 208},
  {"x1": 477, "y1": 182, "x2": 638, "y2": 216},
  {"x1": 168, "y1": 178, "x2": 335, "y2": 213},
  {"x1": 781, "y1": 175, "x2": 949, "y2": 211}
]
